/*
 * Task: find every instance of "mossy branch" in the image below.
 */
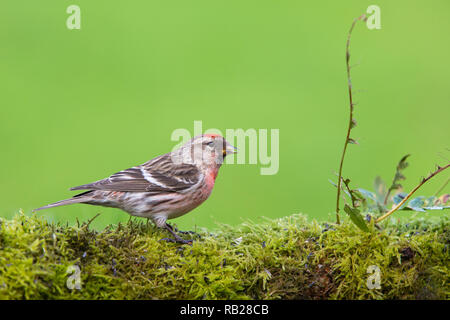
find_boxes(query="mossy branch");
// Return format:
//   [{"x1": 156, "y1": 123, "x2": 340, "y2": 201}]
[
  {"x1": 1, "y1": 213, "x2": 449, "y2": 299},
  {"x1": 376, "y1": 163, "x2": 450, "y2": 223}
]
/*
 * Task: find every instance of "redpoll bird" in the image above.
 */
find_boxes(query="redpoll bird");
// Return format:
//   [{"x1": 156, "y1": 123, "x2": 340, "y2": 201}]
[{"x1": 34, "y1": 134, "x2": 237, "y2": 244}]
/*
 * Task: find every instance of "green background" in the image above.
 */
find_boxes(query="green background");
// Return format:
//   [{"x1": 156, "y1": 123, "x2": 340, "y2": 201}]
[{"x1": 1, "y1": 1, "x2": 449, "y2": 230}]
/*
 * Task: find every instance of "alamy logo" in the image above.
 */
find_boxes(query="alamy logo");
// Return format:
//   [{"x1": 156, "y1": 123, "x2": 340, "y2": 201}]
[
  {"x1": 66, "y1": 5, "x2": 81, "y2": 30},
  {"x1": 171, "y1": 121, "x2": 279, "y2": 175},
  {"x1": 366, "y1": 265, "x2": 381, "y2": 290},
  {"x1": 66, "y1": 265, "x2": 82, "y2": 290},
  {"x1": 366, "y1": 5, "x2": 381, "y2": 30}
]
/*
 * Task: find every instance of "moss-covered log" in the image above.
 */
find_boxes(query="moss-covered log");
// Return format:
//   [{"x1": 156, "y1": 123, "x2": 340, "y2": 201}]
[{"x1": 0, "y1": 213, "x2": 448, "y2": 299}]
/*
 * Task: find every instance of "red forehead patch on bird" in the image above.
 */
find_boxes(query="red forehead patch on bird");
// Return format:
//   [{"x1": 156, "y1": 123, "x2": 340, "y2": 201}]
[{"x1": 205, "y1": 133, "x2": 220, "y2": 139}]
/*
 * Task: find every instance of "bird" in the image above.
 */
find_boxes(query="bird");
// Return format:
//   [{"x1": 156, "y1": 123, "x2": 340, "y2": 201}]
[{"x1": 33, "y1": 134, "x2": 237, "y2": 244}]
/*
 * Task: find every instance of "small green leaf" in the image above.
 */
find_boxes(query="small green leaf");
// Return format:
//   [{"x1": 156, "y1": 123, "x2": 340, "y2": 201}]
[
  {"x1": 328, "y1": 179, "x2": 338, "y2": 188},
  {"x1": 408, "y1": 197, "x2": 425, "y2": 208},
  {"x1": 352, "y1": 189, "x2": 366, "y2": 201},
  {"x1": 393, "y1": 192, "x2": 407, "y2": 205},
  {"x1": 386, "y1": 155, "x2": 410, "y2": 196},
  {"x1": 357, "y1": 188, "x2": 377, "y2": 201},
  {"x1": 344, "y1": 204, "x2": 369, "y2": 232},
  {"x1": 402, "y1": 195, "x2": 450, "y2": 212},
  {"x1": 398, "y1": 155, "x2": 410, "y2": 170}
]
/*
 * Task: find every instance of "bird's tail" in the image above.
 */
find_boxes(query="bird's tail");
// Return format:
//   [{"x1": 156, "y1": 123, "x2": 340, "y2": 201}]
[{"x1": 33, "y1": 192, "x2": 92, "y2": 212}]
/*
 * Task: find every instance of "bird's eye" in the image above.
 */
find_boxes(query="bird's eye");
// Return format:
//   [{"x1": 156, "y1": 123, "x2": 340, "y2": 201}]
[{"x1": 206, "y1": 141, "x2": 215, "y2": 147}]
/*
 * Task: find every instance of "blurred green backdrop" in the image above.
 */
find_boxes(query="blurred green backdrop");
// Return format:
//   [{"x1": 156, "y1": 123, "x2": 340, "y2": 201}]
[{"x1": 1, "y1": 0, "x2": 449, "y2": 230}]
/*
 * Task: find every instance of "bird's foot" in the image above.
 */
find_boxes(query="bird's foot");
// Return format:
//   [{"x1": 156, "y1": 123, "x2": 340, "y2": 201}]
[
  {"x1": 166, "y1": 223, "x2": 201, "y2": 237},
  {"x1": 177, "y1": 230, "x2": 200, "y2": 236},
  {"x1": 162, "y1": 223, "x2": 194, "y2": 245}
]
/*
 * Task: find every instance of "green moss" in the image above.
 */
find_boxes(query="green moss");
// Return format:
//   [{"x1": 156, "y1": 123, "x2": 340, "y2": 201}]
[{"x1": 0, "y1": 212, "x2": 448, "y2": 299}]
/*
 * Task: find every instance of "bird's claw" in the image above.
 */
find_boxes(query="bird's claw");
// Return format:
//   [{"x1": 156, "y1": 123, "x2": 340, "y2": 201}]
[{"x1": 177, "y1": 230, "x2": 200, "y2": 237}]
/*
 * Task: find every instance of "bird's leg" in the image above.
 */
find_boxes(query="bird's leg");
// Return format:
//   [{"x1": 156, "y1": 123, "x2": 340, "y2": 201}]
[{"x1": 161, "y1": 223, "x2": 193, "y2": 245}]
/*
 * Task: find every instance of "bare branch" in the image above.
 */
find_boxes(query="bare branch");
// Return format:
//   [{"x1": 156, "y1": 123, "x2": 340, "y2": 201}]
[{"x1": 376, "y1": 163, "x2": 450, "y2": 223}]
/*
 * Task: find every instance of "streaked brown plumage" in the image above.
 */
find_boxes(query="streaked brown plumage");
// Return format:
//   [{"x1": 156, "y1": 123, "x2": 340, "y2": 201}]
[{"x1": 34, "y1": 134, "x2": 237, "y2": 243}]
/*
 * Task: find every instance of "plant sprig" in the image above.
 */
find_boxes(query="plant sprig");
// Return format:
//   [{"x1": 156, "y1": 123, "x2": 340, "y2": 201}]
[
  {"x1": 335, "y1": 14, "x2": 368, "y2": 224},
  {"x1": 334, "y1": 15, "x2": 449, "y2": 232},
  {"x1": 376, "y1": 163, "x2": 450, "y2": 223},
  {"x1": 384, "y1": 154, "x2": 410, "y2": 205}
]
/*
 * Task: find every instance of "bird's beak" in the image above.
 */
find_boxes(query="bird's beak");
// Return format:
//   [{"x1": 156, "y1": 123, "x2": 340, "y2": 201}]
[{"x1": 223, "y1": 143, "x2": 238, "y2": 156}]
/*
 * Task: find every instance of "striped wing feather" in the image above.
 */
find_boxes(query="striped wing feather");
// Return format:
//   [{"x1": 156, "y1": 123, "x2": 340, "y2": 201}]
[{"x1": 70, "y1": 154, "x2": 200, "y2": 193}]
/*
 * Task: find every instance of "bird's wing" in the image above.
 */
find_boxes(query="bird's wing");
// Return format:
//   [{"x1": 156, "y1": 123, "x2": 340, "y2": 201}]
[{"x1": 70, "y1": 154, "x2": 201, "y2": 193}]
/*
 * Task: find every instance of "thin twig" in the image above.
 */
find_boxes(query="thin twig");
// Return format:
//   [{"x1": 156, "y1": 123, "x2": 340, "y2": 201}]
[
  {"x1": 376, "y1": 164, "x2": 450, "y2": 223},
  {"x1": 336, "y1": 14, "x2": 367, "y2": 224},
  {"x1": 82, "y1": 213, "x2": 101, "y2": 230}
]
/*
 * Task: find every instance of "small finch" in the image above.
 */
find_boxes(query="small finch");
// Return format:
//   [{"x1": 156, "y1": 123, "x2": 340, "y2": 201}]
[{"x1": 34, "y1": 134, "x2": 237, "y2": 244}]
